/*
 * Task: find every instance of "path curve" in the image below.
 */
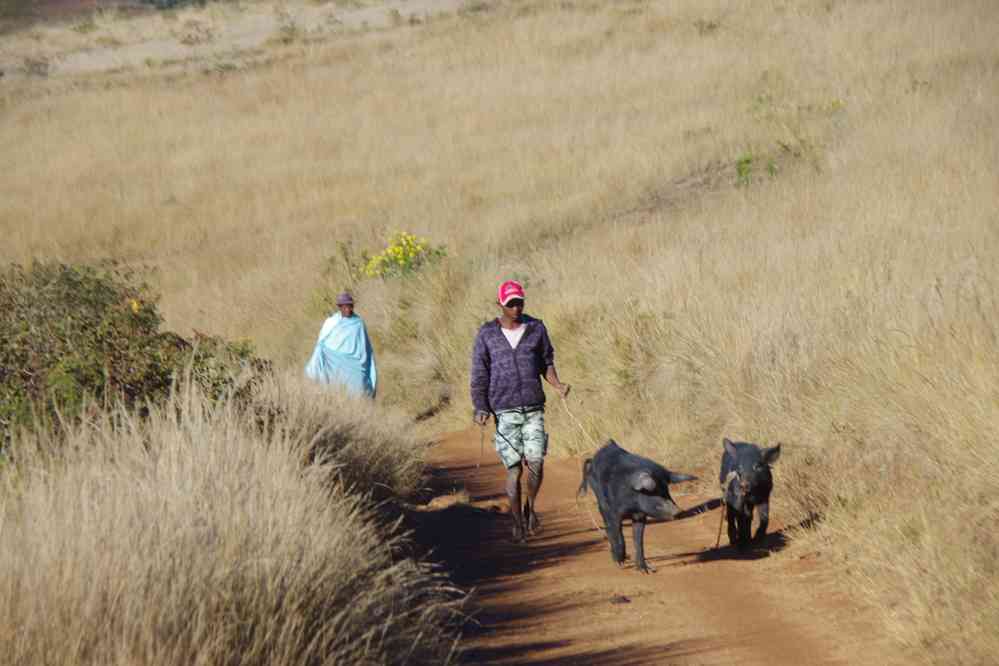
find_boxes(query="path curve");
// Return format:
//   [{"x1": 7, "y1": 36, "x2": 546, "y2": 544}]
[{"x1": 417, "y1": 429, "x2": 897, "y2": 665}]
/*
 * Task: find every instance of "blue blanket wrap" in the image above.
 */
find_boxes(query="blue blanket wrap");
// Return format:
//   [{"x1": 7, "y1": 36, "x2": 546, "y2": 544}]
[{"x1": 305, "y1": 314, "x2": 377, "y2": 397}]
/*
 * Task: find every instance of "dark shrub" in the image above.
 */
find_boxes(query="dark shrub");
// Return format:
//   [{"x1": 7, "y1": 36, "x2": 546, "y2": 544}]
[{"x1": 0, "y1": 261, "x2": 269, "y2": 441}]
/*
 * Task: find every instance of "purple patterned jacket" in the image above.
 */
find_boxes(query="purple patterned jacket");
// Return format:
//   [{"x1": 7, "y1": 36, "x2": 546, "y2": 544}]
[{"x1": 470, "y1": 315, "x2": 555, "y2": 415}]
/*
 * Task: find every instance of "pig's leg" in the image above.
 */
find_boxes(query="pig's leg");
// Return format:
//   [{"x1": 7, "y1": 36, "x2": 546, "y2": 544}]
[
  {"x1": 604, "y1": 509, "x2": 626, "y2": 566},
  {"x1": 523, "y1": 458, "x2": 544, "y2": 536},
  {"x1": 726, "y1": 505, "x2": 739, "y2": 546},
  {"x1": 506, "y1": 464, "x2": 526, "y2": 543},
  {"x1": 753, "y1": 501, "x2": 770, "y2": 542},
  {"x1": 632, "y1": 514, "x2": 654, "y2": 574},
  {"x1": 737, "y1": 510, "x2": 752, "y2": 546}
]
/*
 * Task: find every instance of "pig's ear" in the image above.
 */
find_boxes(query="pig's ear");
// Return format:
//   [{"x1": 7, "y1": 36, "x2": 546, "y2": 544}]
[
  {"x1": 762, "y1": 444, "x2": 781, "y2": 465},
  {"x1": 723, "y1": 438, "x2": 738, "y2": 458},
  {"x1": 631, "y1": 471, "x2": 656, "y2": 492},
  {"x1": 668, "y1": 471, "x2": 697, "y2": 484}
]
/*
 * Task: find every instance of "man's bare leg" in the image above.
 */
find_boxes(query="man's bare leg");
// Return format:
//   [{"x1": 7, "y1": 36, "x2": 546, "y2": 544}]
[
  {"x1": 506, "y1": 464, "x2": 526, "y2": 542},
  {"x1": 523, "y1": 458, "x2": 544, "y2": 535}
]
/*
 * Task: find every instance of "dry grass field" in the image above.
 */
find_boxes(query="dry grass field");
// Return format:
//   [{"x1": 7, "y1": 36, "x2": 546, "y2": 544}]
[
  {"x1": 0, "y1": 376, "x2": 462, "y2": 665},
  {"x1": 2, "y1": 0, "x2": 998, "y2": 662}
]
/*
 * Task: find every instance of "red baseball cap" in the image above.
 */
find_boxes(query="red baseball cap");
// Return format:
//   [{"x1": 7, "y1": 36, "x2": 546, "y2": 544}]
[{"x1": 497, "y1": 280, "x2": 526, "y2": 306}]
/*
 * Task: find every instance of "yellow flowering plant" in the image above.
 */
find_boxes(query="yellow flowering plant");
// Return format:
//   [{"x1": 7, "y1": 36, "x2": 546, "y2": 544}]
[{"x1": 363, "y1": 231, "x2": 446, "y2": 279}]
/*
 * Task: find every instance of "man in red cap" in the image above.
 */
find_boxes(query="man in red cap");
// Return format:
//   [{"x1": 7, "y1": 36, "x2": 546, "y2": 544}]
[{"x1": 470, "y1": 279, "x2": 570, "y2": 542}]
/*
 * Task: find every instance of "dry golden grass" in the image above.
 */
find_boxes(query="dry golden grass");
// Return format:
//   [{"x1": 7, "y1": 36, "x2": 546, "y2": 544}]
[
  {"x1": 0, "y1": 376, "x2": 462, "y2": 665},
  {"x1": 2, "y1": 0, "x2": 998, "y2": 662}
]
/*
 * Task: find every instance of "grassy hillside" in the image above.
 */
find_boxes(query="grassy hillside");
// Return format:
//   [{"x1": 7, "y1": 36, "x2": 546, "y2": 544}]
[{"x1": 2, "y1": 0, "x2": 998, "y2": 662}]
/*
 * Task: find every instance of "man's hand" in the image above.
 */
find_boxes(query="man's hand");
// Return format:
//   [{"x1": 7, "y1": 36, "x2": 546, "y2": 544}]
[
  {"x1": 474, "y1": 410, "x2": 490, "y2": 426},
  {"x1": 544, "y1": 366, "x2": 570, "y2": 398}
]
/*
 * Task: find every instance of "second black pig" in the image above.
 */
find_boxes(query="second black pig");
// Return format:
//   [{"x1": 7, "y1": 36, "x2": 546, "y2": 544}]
[
  {"x1": 719, "y1": 437, "x2": 782, "y2": 547},
  {"x1": 578, "y1": 440, "x2": 697, "y2": 573}
]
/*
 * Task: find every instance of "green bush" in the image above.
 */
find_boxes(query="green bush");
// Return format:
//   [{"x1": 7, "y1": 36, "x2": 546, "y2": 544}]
[{"x1": 0, "y1": 261, "x2": 269, "y2": 440}]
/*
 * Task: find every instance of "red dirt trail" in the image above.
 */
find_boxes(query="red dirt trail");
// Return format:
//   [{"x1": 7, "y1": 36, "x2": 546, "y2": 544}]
[{"x1": 418, "y1": 429, "x2": 898, "y2": 665}]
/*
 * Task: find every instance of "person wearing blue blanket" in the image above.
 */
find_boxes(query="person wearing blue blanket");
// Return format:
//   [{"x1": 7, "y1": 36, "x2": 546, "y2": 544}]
[{"x1": 305, "y1": 292, "x2": 377, "y2": 398}]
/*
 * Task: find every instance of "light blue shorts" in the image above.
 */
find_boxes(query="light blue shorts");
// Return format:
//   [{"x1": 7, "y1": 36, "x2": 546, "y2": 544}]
[{"x1": 494, "y1": 407, "x2": 548, "y2": 468}]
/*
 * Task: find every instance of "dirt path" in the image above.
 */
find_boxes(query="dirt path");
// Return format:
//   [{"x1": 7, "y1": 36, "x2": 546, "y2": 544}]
[{"x1": 418, "y1": 430, "x2": 897, "y2": 665}]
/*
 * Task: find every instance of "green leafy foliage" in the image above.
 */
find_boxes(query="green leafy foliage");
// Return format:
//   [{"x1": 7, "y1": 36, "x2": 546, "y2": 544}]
[
  {"x1": 0, "y1": 262, "x2": 269, "y2": 440},
  {"x1": 735, "y1": 153, "x2": 754, "y2": 186}
]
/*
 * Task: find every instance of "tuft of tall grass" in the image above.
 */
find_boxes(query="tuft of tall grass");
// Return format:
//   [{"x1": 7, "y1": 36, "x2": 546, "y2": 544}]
[
  {"x1": 257, "y1": 372, "x2": 431, "y2": 501},
  {"x1": 0, "y1": 376, "x2": 462, "y2": 666}
]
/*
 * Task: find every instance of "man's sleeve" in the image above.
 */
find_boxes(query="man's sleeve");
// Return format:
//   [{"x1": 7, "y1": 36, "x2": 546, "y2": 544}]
[
  {"x1": 539, "y1": 321, "x2": 555, "y2": 368},
  {"x1": 470, "y1": 330, "x2": 491, "y2": 414}
]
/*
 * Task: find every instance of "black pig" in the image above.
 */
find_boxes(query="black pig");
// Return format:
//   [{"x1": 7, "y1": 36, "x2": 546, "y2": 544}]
[
  {"x1": 578, "y1": 440, "x2": 697, "y2": 573},
  {"x1": 719, "y1": 438, "x2": 781, "y2": 547}
]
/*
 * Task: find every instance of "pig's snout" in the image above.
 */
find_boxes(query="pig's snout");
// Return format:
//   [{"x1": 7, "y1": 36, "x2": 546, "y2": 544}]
[
  {"x1": 727, "y1": 487, "x2": 748, "y2": 514},
  {"x1": 649, "y1": 497, "x2": 681, "y2": 521},
  {"x1": 725, "y1": 473, "x2": 752, "y2": 514}
]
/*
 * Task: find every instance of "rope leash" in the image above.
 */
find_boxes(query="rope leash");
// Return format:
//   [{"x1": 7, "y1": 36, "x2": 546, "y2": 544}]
[
  {"x1": 715, "y1": 471, "x2": 738, "y2": 549},
  {"x1": 477, "y1": 423, "x2": 485, "y2": 468},
  {"x1": 558, "y1": 391, "x2": 601, "y2": 450},
  {"x1": 715, "y1": 500, "x2": 726, "y2": 549},
  {"x1": 559, "y1": 392, "x2": 608, "y2": 536},
  {"x1": 478, "y1": 412, "x2": 525, "y2": 467},
  {"x1": 575, "y1": 492, "x2": 606, "y2": 536}
]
